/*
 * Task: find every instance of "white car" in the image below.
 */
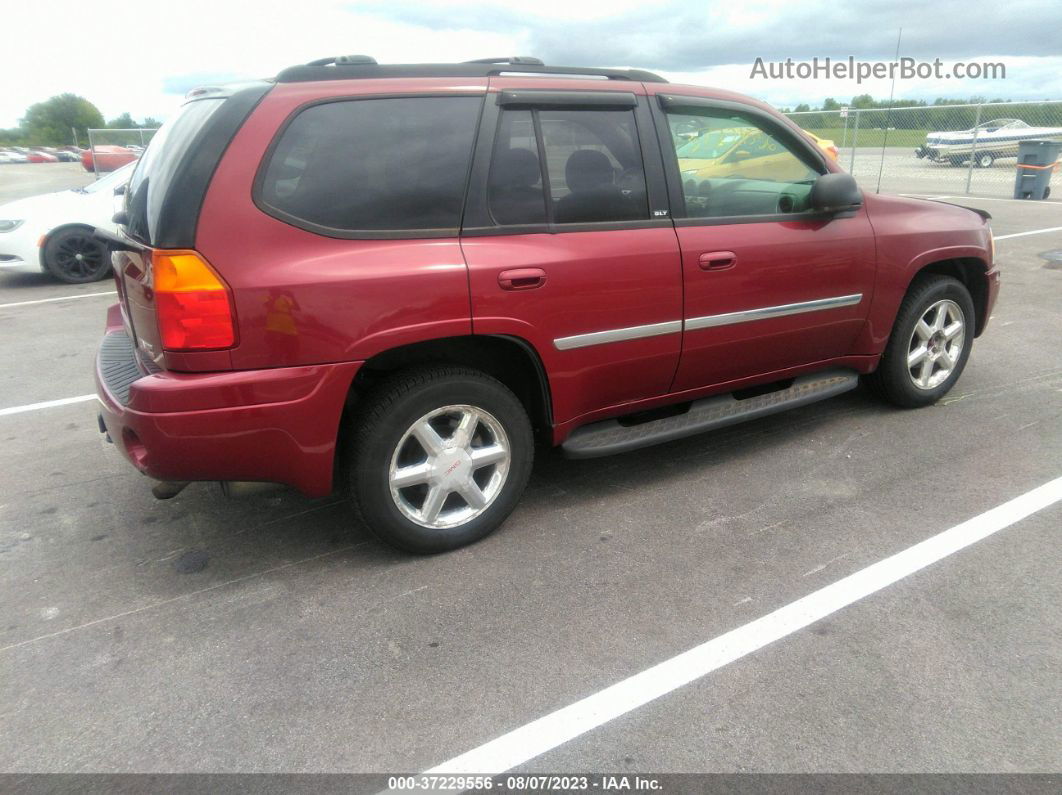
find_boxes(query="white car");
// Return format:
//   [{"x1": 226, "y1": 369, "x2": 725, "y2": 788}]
[
  {"x1": 0, "y1": 163, "x2": 134, "y2": 283},
  {"x1": 0, "y1": 151, "x2": 30, "y2": 164}
]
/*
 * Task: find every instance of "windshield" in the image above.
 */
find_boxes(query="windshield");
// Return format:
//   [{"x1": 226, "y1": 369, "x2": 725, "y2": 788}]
[
  {"x1": 676, "y1": 128, "x2": 750, "y2": 160},
  {"x1": 977, "y1": 119, "x2": 1026, "y2": 131},
  {"x1": 82, "y1": 162, "x2": 136, "y2": 194}
]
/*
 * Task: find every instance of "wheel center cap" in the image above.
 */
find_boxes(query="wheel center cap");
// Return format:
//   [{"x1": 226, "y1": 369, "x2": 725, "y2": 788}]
[
  {"x1": 74, "y1": 253, "x2": 84, "y2": 261},
  {"x1": 434, "y1": 448, "x2": 472, "y2": 487}
]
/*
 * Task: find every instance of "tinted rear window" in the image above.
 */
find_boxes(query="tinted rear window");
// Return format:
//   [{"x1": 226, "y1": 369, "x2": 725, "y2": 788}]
[
  {"x1": 256, "y1": 96, "x2": 482, "y2": 236},
  {"x1": 124, "y1": 98, "x2": 225, "y2": 245}
]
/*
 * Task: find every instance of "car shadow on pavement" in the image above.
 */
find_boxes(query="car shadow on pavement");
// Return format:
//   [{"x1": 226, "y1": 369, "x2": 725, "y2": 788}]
[
  {"x1": 0, "y1": 272, "x2": 55, "y2": 288},
  {"x1": 14, "y1": 388, "x2": 884, "y2": 597},
  {"x1": 0, "y1": 387, "x2": 897, "y2": 649}
]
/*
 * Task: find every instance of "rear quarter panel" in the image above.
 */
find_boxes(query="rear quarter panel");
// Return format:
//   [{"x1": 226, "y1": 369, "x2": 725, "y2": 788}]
[{"x1": 194, "y1": 79, "x2": 487, "y2": 370}]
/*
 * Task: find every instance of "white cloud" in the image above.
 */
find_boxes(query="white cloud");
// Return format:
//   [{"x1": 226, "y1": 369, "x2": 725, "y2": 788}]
[{"x1": 2, "y1": 0, "x2": 1060, "y2": 131}]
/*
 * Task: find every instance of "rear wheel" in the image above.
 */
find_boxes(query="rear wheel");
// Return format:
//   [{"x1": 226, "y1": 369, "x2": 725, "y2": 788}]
[
  {"x1": 347, "y1": 366, "x2": 534, "y2": 554},
  {"x1": 43, "y1": 227, "x2": 110, "y2": 283},
  {"x1": 975, "y1": 152, "x2": 995, "y2": 168},
  {"x1": 866, "y1": 275, "x2": 975, "y2": 408}
]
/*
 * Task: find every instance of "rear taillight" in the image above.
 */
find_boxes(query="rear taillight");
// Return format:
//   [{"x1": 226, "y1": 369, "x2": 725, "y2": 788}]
[{"x1": 151, "y1": 250, "x2": 235, "y2": 351}]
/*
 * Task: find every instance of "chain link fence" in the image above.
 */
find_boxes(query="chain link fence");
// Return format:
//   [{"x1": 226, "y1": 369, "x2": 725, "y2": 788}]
[
  {"x1": 85, "y1": 128, "x2": 159, "y2": 178},
  {"x1": 786, "y1": 101, "x2": 1062, "y2": 197}
]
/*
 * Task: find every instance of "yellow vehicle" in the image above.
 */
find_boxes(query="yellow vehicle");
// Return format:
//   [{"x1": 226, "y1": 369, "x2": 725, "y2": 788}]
[
  {"x1": 804, "y1": 130, "x2": 839, "y2": 160},
  {"x1": 676, "y1": 126, "x2": 837, "y2": 184}
]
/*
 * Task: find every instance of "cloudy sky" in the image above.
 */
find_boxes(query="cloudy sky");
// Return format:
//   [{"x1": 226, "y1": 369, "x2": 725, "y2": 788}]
[{"x1": 3, "y1": 0, "x2": 1061, "y2": 128}]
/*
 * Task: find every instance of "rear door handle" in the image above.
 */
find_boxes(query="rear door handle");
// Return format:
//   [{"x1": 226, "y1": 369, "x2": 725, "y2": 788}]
[
  {"x1": 499, "y1": 268, "x2": 547, "y2": 290},
  {"x1": 698, "y1": 251, "x2": 737, "y2": 271}
]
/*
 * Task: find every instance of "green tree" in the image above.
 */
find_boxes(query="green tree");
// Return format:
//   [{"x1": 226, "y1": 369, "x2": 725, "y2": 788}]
[
  {"x1": 793, "y1": 103, "x2": 811, "y2": 113},
  {"x1": 22, "y1": 94, "x2": 104, "y2": 145},
  {"x1": 107, "y1": 112, "x2": 137, "y2": 129},
  {"x1": 141, "y1": 116, "x2": 162, "y2": 129},
  {"x1": 822, "y1": 97, "x2": 841, "y2": 110}
]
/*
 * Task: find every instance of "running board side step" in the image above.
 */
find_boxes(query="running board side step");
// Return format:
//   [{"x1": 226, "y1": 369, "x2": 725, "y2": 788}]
[{"x1": 561, "y1": 369, "x2": 859, "y2": 459}]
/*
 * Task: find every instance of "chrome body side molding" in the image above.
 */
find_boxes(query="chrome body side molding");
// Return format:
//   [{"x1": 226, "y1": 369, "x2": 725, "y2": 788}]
[
  {"x1": 552, "y1": 294, "x2": 863, "y2": 350},
  {"x1": 684, "y1": 294, "x2": 863, "y2": 332},
  {"x1": 553, "y1": 320, "x2": 683, "y2": 351}
]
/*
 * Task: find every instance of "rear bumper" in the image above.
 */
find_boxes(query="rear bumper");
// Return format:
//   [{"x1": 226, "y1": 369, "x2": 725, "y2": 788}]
[{"x1": 95, "y1": 326, "x2": 361, "y2": 496}]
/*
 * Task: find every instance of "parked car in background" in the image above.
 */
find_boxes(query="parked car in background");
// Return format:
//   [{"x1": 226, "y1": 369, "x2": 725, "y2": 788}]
[
  {"x1": 0, "y1": 162, "x2": 134, "y2": 282},
  {"x1": 804, "y1": 130, "x2": 839, "y2": 160},
  {"x1": 677, "y1": 125, "x2": 814, "y2": 183},
  {"x1": 915, "y1": 118, "x2": 1062, "y2": 167},
  {"x1": 94, "y1": 57, "x2": 997, "y2": 554},
  {"x1": 54, "y1": 150, "x2": 81, "y2": 162},
  {"x1": 81, "y1": 145, "x2": 139, "y2": 172},
  {"x1": 27, "y1": 150, "x2": 59, "y2": 163}
]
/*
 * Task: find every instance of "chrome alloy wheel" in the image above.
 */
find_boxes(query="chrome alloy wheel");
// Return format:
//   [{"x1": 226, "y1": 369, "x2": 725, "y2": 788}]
[
  {"x1": 907, "y1": 299, "x2": 965, "y2": 390},
  {"x1": 388, "y1": 405, "x2": 511, "y2": 529}
]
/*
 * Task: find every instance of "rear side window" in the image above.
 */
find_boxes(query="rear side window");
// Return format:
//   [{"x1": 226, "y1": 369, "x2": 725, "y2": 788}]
[
  {"x1": 257, "y1": 96, "x2": 482, "y2": 237},
  {"x1": 125, "y1": 98, "x2": 225, "y2": 245},
  {"x1": 488, "y1": 107, "x2": 649, "y2": 226}
]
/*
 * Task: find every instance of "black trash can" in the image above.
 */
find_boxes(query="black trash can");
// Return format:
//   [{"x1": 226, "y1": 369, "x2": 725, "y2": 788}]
[{"x1": 1014, "y1": 139, "x2": 1061, "y2": 200}]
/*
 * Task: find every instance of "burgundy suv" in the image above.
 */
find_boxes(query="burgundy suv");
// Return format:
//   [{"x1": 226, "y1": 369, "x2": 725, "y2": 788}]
[{"x1": 95, "y1": 56, "x2": 999, "y2": 553}]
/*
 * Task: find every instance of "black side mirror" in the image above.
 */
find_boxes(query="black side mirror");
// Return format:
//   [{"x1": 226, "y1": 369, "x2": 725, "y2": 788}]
[
  {"x1": 113, "y1": 184, "x2": 126, "y2": 196},
  {"x1": 810, "y1": 172, "x2": 862, "y2": 213}
]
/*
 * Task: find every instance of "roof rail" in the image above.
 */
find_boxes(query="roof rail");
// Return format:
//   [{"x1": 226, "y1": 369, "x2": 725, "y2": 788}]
[
  {"x1": 305, "y1": 54, "x2": 378, "y2": 67},
  {"x1": 275, "y1": 58, "x2": 667, "y2": 84},
  {"x1": 465, "y1": 56, "x2": 545, "y2": 66}
]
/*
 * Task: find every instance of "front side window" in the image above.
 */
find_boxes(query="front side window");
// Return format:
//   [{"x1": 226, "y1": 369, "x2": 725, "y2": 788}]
[
  {"x1": 665, "y1": 109, "x2": 821, "y2": 219},
  {"x1": 487, "y1": 107, "x2": 649, "y2": 226},
  {"x1": 257, "y1": 96, "x2": 482, "y2": 235}
]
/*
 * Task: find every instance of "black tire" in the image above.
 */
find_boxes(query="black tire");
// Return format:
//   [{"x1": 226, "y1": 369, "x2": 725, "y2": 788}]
[
  {"x1": 866, "y1": 275, "x2": 975, "y2": 408},
  {"x1": 347, "y1": 366, "x2": 534, "y2": 554},
  {"x1": 43, "y1": 226, "x2": 110, "y2": 283},
  {"x1": 975, "y1": 152, "x2": 995, "y2": 168}
]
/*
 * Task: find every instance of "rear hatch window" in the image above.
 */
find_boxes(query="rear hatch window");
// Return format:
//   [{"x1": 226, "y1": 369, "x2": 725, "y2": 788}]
[
  {"x1": 124, "y1": 98, "x2": 225, "y2": 246},
  {"x1": 115, "y1": 84, "x2": 270, "y2": 369}
]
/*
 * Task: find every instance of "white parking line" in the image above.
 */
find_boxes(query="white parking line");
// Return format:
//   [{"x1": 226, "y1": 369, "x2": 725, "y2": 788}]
[
  {"x1": 426, "y1": 476, "x2": 1062, "y2": 775},
  {"x1": 994, "y1": 227, "x2": 1062, "y2": 241},
  {"x1": 0, "y1": 394, "x2": 96, "y2": 417},
  {"x1": 0, "y1": 291, "x2": 116, "y2": 309}
]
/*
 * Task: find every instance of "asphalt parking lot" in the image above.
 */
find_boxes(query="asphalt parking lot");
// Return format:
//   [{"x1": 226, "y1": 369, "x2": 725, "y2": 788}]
[{"x1": 0, "y1": 163, "x2": 1060, "y2": 777}]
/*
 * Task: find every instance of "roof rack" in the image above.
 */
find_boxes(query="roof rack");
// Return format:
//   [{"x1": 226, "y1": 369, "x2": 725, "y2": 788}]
[
  {"x1": 464, "y1": 56, "x2": 544, "y2": 66},
  {"x1": 275, "y1": 56, "x2": 667, "y2": 84}
]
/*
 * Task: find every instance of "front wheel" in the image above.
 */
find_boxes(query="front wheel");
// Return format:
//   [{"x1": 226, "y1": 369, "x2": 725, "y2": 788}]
[
  {"x1": 347, "y1": 366, "x2": 534, "y2": 554},
  {"x1": 866, "y1": 275, "x2": 975, "y2": 408}
]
